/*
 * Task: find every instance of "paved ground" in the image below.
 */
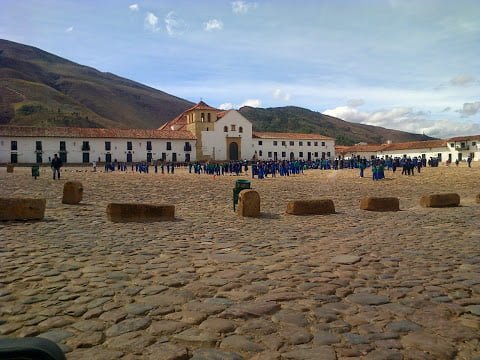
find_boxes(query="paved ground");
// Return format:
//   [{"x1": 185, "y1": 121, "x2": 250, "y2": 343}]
[{"x1": 1, "y1": 164, "x2": 479, "y2": 360}]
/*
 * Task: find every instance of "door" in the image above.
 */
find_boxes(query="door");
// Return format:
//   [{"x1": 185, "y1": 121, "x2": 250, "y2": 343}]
[
  {"x1": 448, "y1": 153, "x2": 452, "y2": 162},
  {"x1": 36, "y1": 153, "x2": 42, "y2": 163},
  {"x1": 274, "y1": 152, "x2": 278, "y2": 161},
  {"x1": 10, "y1": 153, "x2": 18, "y2": 163},
  {"x1": 307, "y1": 152, "x2": 312, "y2": 161},
  {"x1": 126, "y1": 153, "x2": 132, "y2": 163},
  {"x1": 185, "y1": 153, "x2": 190, "y2": 162},
  {"x1": 147, "y1": 152, "x2": 152, "y2": 163},
  {"x1": 290, "y1": 152, "x2": 295, "y2": 161},
  {"x1": 82, "y1": 152, "x2": 90, "y2": 163},
  {"x1": 172, "y1": 153, "x2": 177, "y2": 162},
  {"x1": 229, "y1": 142, "x2": 239, "y2": 161},
  {"x1": 60, "y1": 152, "x2": 67, "y2": 164},
  {"x1": 105, "y1": 153, "x2": 112, "y2": 163},
  {"x1": 458, "y1": 153, "x2": 462, "y2": 161}
]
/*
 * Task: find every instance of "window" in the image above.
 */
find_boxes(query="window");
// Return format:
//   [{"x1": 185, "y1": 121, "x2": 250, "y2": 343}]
[
  {"x1": 321, "y1": 141, "x2": 326, "y2": 146},
  {"x1": 231, "y1": 125, "x2": 236, "y2": 131},
  {"x1": 147, "y1": 141, "x2": 152, "y2": 151},
  {"x1": 105, "y1": 141, "x2": 111, "y2": 151},
  {"x1": 314, "y1": 141, "x2": 318, "y2": 146},
  {"x1": 59, "y1": 141, "x2": 66, "y2": 151},
  {"x1": 239, "y1": 126, "x2": 243, "y2": 133},
  {"x1": 82, "y1": 141, "x2": 90, "y2": 151},
  {"x1": 11, "y1": 141, "x2": 17, "y2": 151},
  {"x1": 207, "y1": 113, "x2": 211, "y2": 122},
  {"x1": 127, "y1": 141, "x2": 132, "y2": 151},
  {"x1": 299, "y1": 152, "x2": 304, "y2": 157},
  {"x1": 314, "y1": 152, "x2": 318, "y2": 158},
  {"x1": 36, "y1": 141, "x2": 42, "y2": 151},
  {"x1": 307, "y1": 141, "x2": 311, "y2": 146},
  {"x1": 273, "y1": 141, "x2": 278, "y2": 146},
  {"x1": 268, "y1": 151, "x2": 272, "y2": 158},
  {"x1": 259, "y1": 150, "x2": 263, "y2": 156},
  {"x1": 437, "y1": 153, "x2": 442, "y2": 161},
  {"x1": 327, "y1": 152, "x2": 331, "y2": 157},
  {"x1": 299, "y1": 141, "x2": 303, "y2": 146},
  {"x1": 472, "y1": 142, "x2": 476, "y2": 146},
  {"x1": 224, "y1": 126, "x2": 228, "y2": 132},
  {"x1": 184, "y1": 142, "x2": 192, "y2": 151},
  {"x1": 166, "y1": 142, "x2": 172, "y2": 150},
  {"x1": 201, "y1": 113, "x2": 205, "y2": 122},
  {"x1": 450, "y1": 143, "x2": 454, "y2": 148},
  {"x1": 289, "y1": 141, "x2": 294, "y2": 146},
  {"x1": 258, "y1": 141, "x2": 263, "y2": 146},
  {"x1": 282, "y1": 141, "x2": 286, "y2": 146},
  {"x1": 282, "y1": 151, "x2": 286, "y2": 158}
]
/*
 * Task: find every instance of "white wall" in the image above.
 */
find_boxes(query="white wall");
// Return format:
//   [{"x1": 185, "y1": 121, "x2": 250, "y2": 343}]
[
  {"x1": 253, "y1": 138, "x2": 335, "y2": 161},
  {"x1": 201, "y1": 110, "x2": 254, "y2": 160},
  {"x1": 379, "y1": 147, "x2": 450, "y2": 162},
  {"x1": 0, "y1": 137, "x2": 196, "y2": 164}
]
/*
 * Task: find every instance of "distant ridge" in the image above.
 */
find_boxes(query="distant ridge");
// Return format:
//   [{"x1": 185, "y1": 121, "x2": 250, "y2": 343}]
[
  {"x1": 0, "y1": 39, "x2": 435, "y2": 145},
  {"x1": 0, "y1": 39, "x2": 194, "y2": 128}
]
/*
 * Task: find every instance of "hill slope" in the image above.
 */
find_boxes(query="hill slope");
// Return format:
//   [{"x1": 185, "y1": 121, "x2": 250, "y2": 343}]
[
  {"x1": 239, "y1": 106, "x2": 434, "y2": 145},
  {"x1": 0, "y1": 39, "x2": 193, "y2": 128}
]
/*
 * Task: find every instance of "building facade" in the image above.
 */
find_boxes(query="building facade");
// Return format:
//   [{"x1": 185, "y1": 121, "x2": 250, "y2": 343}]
[{"x1": 0, "y1": 101, "x2": 336, "y2": 165}]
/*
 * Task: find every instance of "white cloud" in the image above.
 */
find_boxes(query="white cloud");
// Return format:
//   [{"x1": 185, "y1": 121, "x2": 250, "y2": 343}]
[
  {"x1": 457, "y1": 101, "x2": 480, "y2": 116},
  {"x1": 323, "y1": 105, "x2": 480, "y2": 138},
  {"x1": 232, "y1": 1, "x2": 258, "y2": 14},
  {"x1": 204, "y1": 19, "x2": 223, "y2": 32},
  {"x1": 272, "y1": 88, "x2": 291, "y2": 101},
  {"x1": 144, "y1": 12, "x2": 159, "y2": 32},
  {"x1": 65, "y1": 26, "x2": 74, "y2": 33},
  {"x1": 165, "y1": 11, "x2": 187, "y2": 36},
  {"x1": 219, "y1": 99, "x2": 262, "y2": 110},
  {"x1": 129, "y1": 3, "x2": 139, "y2": 11}
]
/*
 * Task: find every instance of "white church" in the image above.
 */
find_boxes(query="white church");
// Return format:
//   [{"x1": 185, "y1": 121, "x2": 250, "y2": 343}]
[{"x1": 0, "y1": 101, "x2": 335, "y2": 165}]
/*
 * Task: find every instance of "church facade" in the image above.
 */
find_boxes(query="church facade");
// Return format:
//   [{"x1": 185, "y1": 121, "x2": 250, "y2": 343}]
[{"x1": 0, "y1": 101, "x2": 336, "y2": 164}]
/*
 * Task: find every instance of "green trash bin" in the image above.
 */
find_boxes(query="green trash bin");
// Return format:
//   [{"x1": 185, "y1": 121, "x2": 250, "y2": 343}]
[
  {"x1": 233, "y1": 179, "x2": 251, "y2": 210},
  {"x1": 31, "y1": 165, "x2": 40, "y2": 179}
]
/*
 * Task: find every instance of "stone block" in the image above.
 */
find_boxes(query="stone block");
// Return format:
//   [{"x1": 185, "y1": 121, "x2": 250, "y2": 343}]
[
  {"x1": 106, "y1": 203, "x2": 175, "y2": 222},
  {"x1": 360, "y1": 197, "x2": 400, "y2": 212},
  {"x1": 286, "y1": 199, "x2": 335, "y2": 215},
  {"x1": 238, "y1": 189, "x2": 260, "y2": 218},
  {"x1": 0, "y1": 198, "x2": 46, "y2": 221},
  {"x1": 62, "y1": 181, "x2": 83, "y2": 205},
  {"x1": 476, "y1": 194, "x2": 480, "y2": 204},
  {"x1": 6, "y1": 164, "x2": 14, "y2": 173},
  {"x1": 420, "y1": 193, "x2": 460, "y2": 208}
]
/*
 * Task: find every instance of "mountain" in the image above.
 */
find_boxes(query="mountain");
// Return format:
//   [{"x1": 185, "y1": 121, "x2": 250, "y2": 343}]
[
  {"x1": 0, "y1": 39, "x2": 435, "y2": 145},
  {"x1": 239, "y1": 106, "x2": 435, "y2": 145},
  {"x1": 0, "y1": 39, "x2": 194, "y2": 128}
]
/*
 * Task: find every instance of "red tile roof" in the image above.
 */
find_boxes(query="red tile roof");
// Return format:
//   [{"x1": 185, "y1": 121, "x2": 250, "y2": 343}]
[
  {"x1": 447, "y1": 135, "x2": 480, "y2": 142},
  {"x1": 253, "y1": 132, "x2": 333, "y2": 140},
  {"x1": 187, "y1": 100, "x2": 219, "y2": 112},
  {"x1": 337, "y1": 144, "x2": 385, "y2": 154},
  {"x1": 0, "y1": 126, "x2": 196, "y2": 140},
  {"x1": 381, "y1": 140, "x2": 447, "y2": 151}
]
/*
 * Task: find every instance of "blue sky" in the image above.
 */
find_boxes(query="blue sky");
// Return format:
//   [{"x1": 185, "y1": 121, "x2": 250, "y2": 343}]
[{"x1": 1, "y1": 0, "x2": 479, "y2": 138}]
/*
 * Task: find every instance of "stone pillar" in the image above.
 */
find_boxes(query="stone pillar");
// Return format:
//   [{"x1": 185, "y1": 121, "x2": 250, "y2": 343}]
[
  {"x1": 420, "y1": 193, "x2": 460, "y2": 208},
  {"x1": 107, "y1": 203, "x2": 175, "y2": 222},
  {"x1": 360, "y1": 197, "x2": 400, "y2": 212},
  {"x1": 286, "y1": 199, "x2": 335, "y2": 215},
  {"x1": 0, "y1": 198, "x2": 46, "y2": 221},
  {"x1": 62, "y1": 181, "x2": 84, "y2": 205},
  {"x1": 238, "y1": 190, "x2": 260, "y2": 218},
  {"x1": 6, "y1": 164, "x2": 14, "y2": 173}
]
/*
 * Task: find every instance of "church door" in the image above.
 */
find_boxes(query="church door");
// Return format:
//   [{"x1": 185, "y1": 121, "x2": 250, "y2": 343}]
[{"x1": 229, "y1": 142, "x2": 239, "y2": 161}]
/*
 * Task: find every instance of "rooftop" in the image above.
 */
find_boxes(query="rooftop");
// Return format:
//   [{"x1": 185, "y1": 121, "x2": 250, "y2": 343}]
[{"x1": 253, "y1": 132, "x2": 333, "y2": 140}]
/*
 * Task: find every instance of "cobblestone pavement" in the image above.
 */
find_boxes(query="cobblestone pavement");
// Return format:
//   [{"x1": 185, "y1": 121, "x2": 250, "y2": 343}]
[{"x1": 1, "y1": 165, "x2": 479, "y2": 359}]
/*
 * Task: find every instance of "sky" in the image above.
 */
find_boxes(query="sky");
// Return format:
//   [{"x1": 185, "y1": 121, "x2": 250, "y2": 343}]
[{"x1": 1, "y1": 0, "x2": 480, "y2": 138}]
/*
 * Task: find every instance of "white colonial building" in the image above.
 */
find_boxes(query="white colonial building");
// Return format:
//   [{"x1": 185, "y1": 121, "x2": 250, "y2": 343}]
[
  {"x1": 0, "y1": 101, "x2": 336, "y2": 165},
  {"x1": 336, "y1": 136, "x2": 480, "y2": 163}
]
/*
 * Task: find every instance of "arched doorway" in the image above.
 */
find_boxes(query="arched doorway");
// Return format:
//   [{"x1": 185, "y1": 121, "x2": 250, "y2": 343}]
[{"x1": 229, "y1": 142, "x2": 239, "y2": 160}]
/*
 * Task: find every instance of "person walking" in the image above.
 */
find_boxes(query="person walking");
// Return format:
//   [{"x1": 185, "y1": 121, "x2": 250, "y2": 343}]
[{"x1": 51, "y1": 154, "x2": 62, "y2": 180}]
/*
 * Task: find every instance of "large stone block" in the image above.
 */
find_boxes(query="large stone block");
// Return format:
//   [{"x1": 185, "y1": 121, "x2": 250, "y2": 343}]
[
  {"x1": 106, "y1": 203, "x2": 175, "y2": 222},
  {"x1": 420, "y1": 193, "x2": 460, "y2": 208},
  {"x1": 62, "y1": 181, "x2": 83, "y2": 205},
  {"x1": 238, "y1": 189, "x2": 260, "y2": 217},
  {"x1": 360, "y1": 197, "x2": 400, "y2": 212},
  {"x1": 0, "y1": 198, "x2": 46, "y2": 221},
  {"x1": 286, "y1": 199, "x2": 335, "y2": 215},
  {"x1": 6, "y1": 164, "x2": 14, "y2": 173}
]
